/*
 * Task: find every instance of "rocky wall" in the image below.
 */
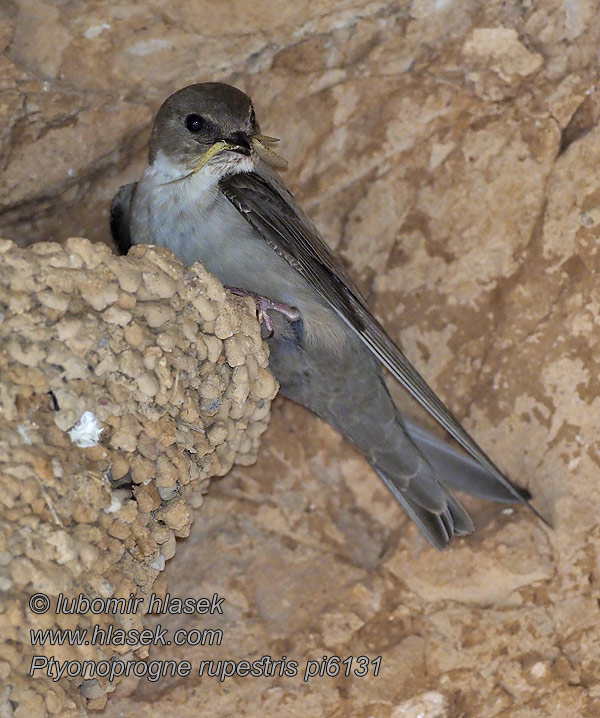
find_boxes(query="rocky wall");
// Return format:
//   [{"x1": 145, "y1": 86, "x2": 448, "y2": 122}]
[{"x1": 1, "y1": 1, "x2": 600, "y2": 717}]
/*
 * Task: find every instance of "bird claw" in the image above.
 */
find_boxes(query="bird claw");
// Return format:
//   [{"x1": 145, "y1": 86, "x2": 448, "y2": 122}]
[{"x1": 226, "y1": 286, "x2": 300, "y2": 337}]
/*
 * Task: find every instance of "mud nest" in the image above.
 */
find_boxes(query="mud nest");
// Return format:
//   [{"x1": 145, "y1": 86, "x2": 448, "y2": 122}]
[{"x1": 0, "y1": 237, "x2": 278, "y2": 715}]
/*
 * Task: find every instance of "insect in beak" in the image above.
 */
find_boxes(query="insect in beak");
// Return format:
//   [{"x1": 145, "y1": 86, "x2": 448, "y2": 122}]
[
  {"x1": 191, "y1": 141, "x2": 240, "y2": 173},
  {"x1": 251, "y1": 134, "x2": 289, "y2": 169}
]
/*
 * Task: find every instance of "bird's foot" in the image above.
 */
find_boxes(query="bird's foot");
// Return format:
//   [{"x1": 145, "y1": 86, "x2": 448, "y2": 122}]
[{"x1": 226, "y1": 286, "x2": 300, "y2": 336}]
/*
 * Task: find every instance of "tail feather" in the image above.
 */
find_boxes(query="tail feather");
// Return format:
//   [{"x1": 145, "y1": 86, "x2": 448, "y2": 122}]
[
  {"x1": 374, "y1": 466, "x2": 473, "y2": 550},
  {"x1": 403, "y1": 416, "x2": 530, "y2": 503}
]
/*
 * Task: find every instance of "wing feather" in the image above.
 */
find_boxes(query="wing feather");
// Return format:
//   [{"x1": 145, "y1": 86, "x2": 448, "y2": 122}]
[{"x1": 219, "y1": 167, "x2": 545, "y2": 520}]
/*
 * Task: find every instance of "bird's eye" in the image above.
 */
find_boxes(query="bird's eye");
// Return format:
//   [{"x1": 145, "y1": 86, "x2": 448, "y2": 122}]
[{"x1": 185, "y1": 114, "x2": 205, "y2": 133}]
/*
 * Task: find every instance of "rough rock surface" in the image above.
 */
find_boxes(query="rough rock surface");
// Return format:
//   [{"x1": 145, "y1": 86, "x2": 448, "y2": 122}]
[
  {"x1": 0, "y1": 239, "x2": 276, "y2": 715},
  {"x1": 1, "y1": 1, "x2": 600, "y2": 717}
]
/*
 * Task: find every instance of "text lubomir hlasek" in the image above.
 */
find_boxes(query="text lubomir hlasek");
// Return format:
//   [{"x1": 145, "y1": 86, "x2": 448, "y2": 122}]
[{"x1": 54, "y1": 592, "x2": 225, "y2": 615}]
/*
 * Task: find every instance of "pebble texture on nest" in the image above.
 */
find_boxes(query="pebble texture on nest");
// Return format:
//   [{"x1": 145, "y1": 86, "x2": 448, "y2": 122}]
[{"x1": 0, "y1": 237, "x2": 277, "y2": 716}]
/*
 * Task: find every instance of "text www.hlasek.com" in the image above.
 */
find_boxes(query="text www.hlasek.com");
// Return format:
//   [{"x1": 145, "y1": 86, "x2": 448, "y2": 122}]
[{"x1": 30, "y1": 623, "x2": 221, "y2": 647}]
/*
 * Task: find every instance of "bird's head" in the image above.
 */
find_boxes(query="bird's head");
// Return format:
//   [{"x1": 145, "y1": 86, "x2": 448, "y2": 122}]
[{"x1": 149, "y1": 82, "x2": 287, "y2": 178}]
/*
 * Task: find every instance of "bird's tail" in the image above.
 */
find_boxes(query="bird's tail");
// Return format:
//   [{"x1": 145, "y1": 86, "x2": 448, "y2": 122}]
[
  {"x1": 333, "y1": 379, "x2": 527, "y2": 550},
  {"x1": 403, "y1": 416, "x2": 530, "y2": 503},
  {"x1": 272, "y1": 338, "x2": 530, "y2": 549},
  {"x1": 372, "y1": 463, "x2": 474, "y2": 550},
  {"x1": 322, "y1": 373, "x2": 478, "y2": 550}
]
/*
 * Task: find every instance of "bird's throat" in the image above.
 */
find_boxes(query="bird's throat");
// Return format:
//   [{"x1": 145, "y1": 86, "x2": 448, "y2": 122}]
[{"x1": 192, "y1": 141, "x2": 238, "y2": 174}]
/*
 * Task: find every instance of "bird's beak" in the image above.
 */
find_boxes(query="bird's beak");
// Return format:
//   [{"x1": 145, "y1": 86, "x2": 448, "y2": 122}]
[{"x1": 221, "y1": 131, "x2": 252, "y2": 156}]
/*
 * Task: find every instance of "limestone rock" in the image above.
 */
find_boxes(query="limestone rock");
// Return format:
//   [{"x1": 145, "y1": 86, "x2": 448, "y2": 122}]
[{"x1": 1, "y1": 0, "x2": 600, "y2": 717}]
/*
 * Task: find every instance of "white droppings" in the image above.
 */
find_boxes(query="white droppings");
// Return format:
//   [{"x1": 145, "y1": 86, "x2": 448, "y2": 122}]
[
  {"x1": 68, "y1": 411, "x2": 103, "y2": 447},
  {"x1": 104, "y1": 493, "x2": 122, "y2": 514}
]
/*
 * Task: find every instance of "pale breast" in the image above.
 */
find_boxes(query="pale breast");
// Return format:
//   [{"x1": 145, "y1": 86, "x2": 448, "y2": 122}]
[{"x1": 130, "y1": 154, "x2": 351, "y2": 353}]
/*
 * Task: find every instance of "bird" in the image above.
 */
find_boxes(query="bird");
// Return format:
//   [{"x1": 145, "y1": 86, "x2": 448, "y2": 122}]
[{"x1": 111, "y1": 82, "x2": 542, "y2": 550}]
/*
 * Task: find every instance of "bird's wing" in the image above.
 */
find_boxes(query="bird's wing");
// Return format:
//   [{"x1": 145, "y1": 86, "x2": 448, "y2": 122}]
[
  {"x1": 219, "y1": 167, "x2": 542, "y2": 516},
  {"x1": 110, "y1": 182, "x2": 137, "y2": 255}
]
